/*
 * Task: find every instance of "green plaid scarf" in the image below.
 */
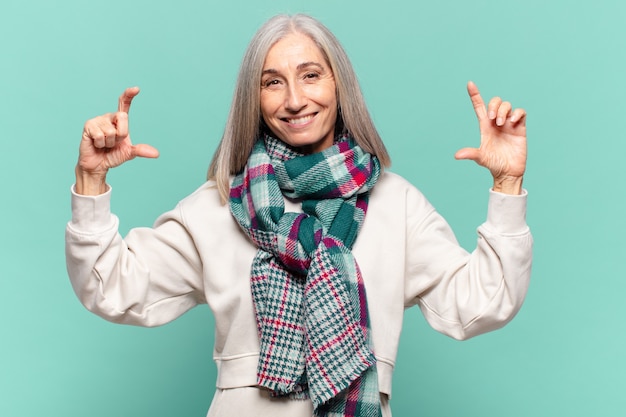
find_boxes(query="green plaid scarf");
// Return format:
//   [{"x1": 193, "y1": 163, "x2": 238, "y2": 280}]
[{"x1": 229, "y1": 134, "x2": 382, "y2": 416}]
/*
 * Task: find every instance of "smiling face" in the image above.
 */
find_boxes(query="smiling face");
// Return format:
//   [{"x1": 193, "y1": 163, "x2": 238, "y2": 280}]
[{"x1": 260, "y1": 32, "x2": 338, "y2": 154}]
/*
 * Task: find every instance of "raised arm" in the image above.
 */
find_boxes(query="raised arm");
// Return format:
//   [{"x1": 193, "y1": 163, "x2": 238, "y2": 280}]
[{"x1": 67, "y1": 89, "x2": 206, "y2": 326}]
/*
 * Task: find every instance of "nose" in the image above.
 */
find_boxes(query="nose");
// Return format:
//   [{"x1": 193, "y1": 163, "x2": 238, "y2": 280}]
[{"x1": 284, "y1": 82, "x2": 307, "y2": 113}]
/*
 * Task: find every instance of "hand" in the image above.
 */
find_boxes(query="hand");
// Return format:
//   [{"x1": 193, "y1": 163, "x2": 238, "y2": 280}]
[
  {"x1": 454, "y1": 81, "x2": 527, "y2": 194},
  {"x1": 76, "y1": 87, "x2": 159, "y2": 195}
]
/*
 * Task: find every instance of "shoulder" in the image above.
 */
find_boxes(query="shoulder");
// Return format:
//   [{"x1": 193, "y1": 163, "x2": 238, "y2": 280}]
[
  {"x1": 372, "y1": 171, "x2": 428, "y2": 204},
  {"x1": 374, "y1": 171, "x2": 414, "y2": 190},
  {"x1": 175, "y1": 180, "x2": 231, "y2": 222},
  {"x1": 369, "y1": 171, "x2": 435, "y2": 219}
]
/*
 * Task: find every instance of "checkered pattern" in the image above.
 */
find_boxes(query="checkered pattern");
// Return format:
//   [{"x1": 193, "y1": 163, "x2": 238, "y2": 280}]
[{"x1": 230, "y1": 134, "x2": 382, "y2": 416}]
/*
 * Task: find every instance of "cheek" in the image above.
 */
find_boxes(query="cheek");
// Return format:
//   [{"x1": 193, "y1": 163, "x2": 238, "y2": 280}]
[
  {"x1": 259, "y1": 93, "x2": 278, "y2": 121},
  {"x1": 320, "y1": 84, "x2": 337, "y2": 109},
  {"x1": 322, "y1": 93, "x2": 338, "y2": 119}
]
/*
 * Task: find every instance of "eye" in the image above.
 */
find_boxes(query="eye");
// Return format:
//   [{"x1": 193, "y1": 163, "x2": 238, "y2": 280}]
[
  {"x1": 262, "y1": 79, "x2": 281, "y2": 88},
  {"x1": 304, "y1": 72, "x2": 320, "y2": 80}
]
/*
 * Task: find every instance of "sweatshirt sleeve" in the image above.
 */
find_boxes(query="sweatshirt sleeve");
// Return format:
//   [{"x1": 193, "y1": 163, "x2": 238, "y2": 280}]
[
  {"x1": 65, "y1": 185, "x2": 205, "y2": 327},
  {"x1": 404, "y1": 188, "x2": 532, "y2": 340}
]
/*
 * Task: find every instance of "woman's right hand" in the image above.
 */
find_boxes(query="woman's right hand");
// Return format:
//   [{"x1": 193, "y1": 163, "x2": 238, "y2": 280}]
[{"x1": 76, "y1": 87, "x2": 159, "y2": 195}]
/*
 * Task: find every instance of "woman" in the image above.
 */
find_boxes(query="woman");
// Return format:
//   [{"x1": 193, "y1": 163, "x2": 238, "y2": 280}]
[{"x1": 66, "y1": 14, "x2": 531, "y2": 417}]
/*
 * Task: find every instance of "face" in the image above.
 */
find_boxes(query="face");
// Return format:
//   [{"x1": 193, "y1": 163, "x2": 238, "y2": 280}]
[{"x1": 260, "y1": 32, "x2": 338, "y2": 154}]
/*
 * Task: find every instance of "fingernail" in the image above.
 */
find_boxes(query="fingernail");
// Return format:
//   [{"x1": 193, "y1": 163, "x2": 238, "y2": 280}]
[
  {"x1": 489, "y1": 111, "x2": 496, "y2": 119},
  {"x1": 496, "y1": 117, "x2": 504, "y2": 125}
]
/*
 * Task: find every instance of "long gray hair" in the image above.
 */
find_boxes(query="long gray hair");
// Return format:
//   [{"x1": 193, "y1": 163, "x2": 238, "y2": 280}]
[{"x1": 208, "y1": 14, "x2": 391, "y2": 202}]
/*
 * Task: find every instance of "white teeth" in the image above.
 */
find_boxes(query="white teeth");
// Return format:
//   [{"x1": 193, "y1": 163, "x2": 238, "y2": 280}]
[{"x1": 287, "y1": 114, "x2": 314, "y2": 125}]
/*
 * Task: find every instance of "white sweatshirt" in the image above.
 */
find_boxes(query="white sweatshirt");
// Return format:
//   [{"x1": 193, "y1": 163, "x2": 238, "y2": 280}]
[{"x1": 65, "y1": 171, "x2": 532, "y2": 403}]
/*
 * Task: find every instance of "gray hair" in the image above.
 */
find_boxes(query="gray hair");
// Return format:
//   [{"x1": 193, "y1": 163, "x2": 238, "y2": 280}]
[{"x1": 208, "y1": 14, "x2": 391, "y2": 202}]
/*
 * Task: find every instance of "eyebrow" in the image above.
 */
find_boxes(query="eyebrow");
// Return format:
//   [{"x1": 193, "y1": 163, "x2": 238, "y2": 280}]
[
  {"x1": 261, "y1": 61, "x2": 326, "y2": 76},
  {"x1": 297, "y1": 62, "x2": 325, "y2": 71}
]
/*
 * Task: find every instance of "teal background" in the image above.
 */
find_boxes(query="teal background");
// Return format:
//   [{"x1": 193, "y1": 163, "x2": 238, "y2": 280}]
[{"x1": 1, "y1": 0, "x2": 625, "y2": 415}]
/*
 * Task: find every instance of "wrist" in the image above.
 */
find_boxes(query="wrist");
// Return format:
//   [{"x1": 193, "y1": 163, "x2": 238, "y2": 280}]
[
  {"x1": 492, "y1": 175, "x2": 523, "y2": 195},
  {"x1": 75, "y1": 165, "x2": 108, "y2": 196}
]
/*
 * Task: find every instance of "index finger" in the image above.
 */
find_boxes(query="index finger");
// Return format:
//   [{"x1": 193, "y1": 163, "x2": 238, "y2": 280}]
[
  {"x1": 466, "y1": 81, "x2": 487, "y2": 120},
  {"x1": 118, "y1": 86, "x2": 140, "y2": 113}
]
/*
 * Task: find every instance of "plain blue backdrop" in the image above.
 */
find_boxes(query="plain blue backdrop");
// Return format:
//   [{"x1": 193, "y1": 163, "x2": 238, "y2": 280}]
[{"x1": 1, "y1": 0, "x2": 625, "y2": 416}]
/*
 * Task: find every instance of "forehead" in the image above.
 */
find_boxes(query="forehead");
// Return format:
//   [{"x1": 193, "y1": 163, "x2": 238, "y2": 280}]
[{"x1": 263, "y1": 32, "x2": 328, "y2": 68}]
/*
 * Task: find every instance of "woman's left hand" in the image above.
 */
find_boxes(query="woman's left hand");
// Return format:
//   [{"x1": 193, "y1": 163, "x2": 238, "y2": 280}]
[{"x1": 454, "y1": 81, "x2": 527, "y2": 195}]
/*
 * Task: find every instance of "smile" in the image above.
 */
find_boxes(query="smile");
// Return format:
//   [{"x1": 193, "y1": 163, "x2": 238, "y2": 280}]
[{"x1": 283, "y1": 113, "x2": 316, "y2": 125}]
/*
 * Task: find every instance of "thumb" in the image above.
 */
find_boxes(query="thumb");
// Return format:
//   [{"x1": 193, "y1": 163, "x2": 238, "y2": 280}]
[
  {"x1": 132, "y1": 144, "x2": 160, "y2": 159},
  {"x1": 454, "y1": 147, "x2": 480, "y2": 161}
]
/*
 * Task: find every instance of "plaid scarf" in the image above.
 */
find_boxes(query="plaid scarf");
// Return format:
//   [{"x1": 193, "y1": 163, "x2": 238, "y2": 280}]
[{"x1": 229, "y1": 134, "x2": 382, "y2": 416}]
